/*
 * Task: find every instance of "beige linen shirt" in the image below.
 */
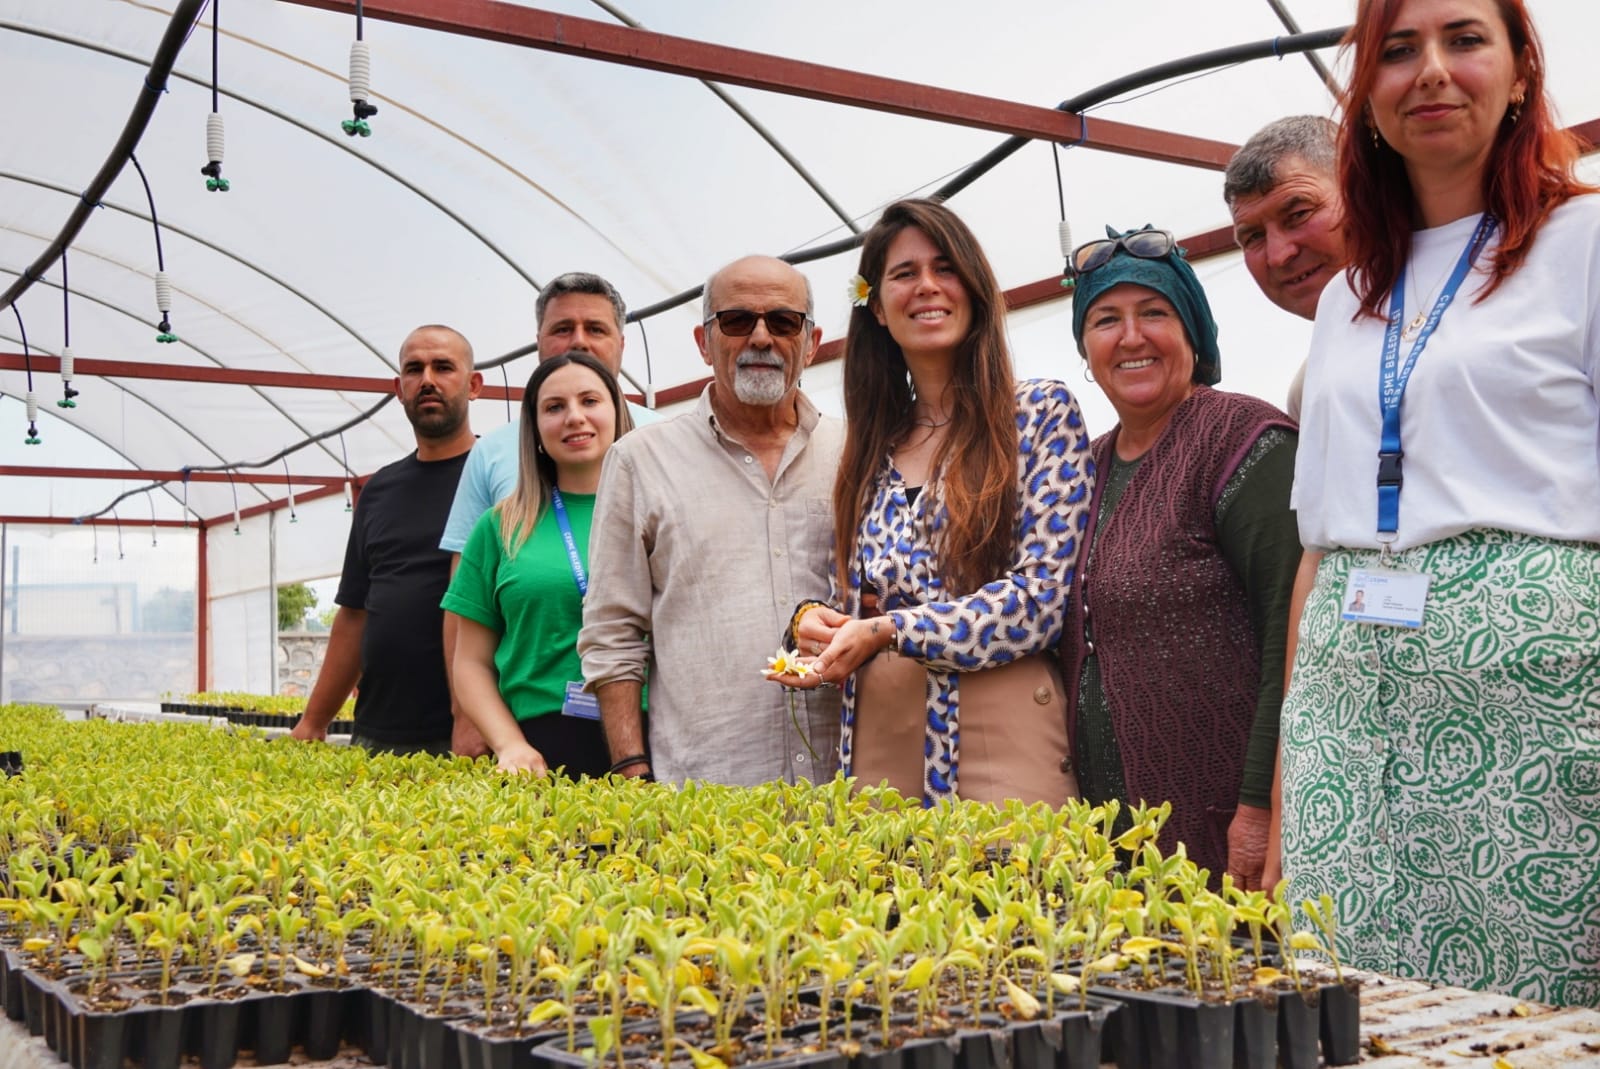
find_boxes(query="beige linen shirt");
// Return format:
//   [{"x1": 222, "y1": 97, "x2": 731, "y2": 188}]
[{"x1": 579, "y1": 386, "x2": 844, "y2": 786}]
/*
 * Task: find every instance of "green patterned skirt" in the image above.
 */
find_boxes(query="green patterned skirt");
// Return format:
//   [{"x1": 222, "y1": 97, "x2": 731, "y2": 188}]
[{"x1": 1281, "y1": 529, "x2": 1600, "y2": 1008}]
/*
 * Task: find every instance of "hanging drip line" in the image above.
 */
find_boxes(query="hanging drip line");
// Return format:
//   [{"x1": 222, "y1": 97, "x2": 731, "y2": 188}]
[
  {"x1": 76, "y1": 394, "x2": 392, "y2": 525},
  {"x1": 181, "y1": 470, "x2": 191, "y2": 527},
  {"x1": 338, "y1": 432, "x2": 354, "y2": 512},
  {"x1": 1051, "y1": 143, "x2": 1076, "y2": 289},
  {"x1": 282, "y1": 456, "x2": 298, "y2": 523},
  {"x1": 58, "y1": 250, "x2": 78, "y2": 407},
  {"x1": 342, "y1": 0, "x2": 378, "y2": 137},
  {"x1": 147, "y1": 490, "x2": 159, "y2": 546},
  {"x1": 91, "y1": 521, "x2": 100, "y2": 565},
  {"x1": 227, "y1": 471, "x2": 241, "y2": 534},
  {"x1": 11, "y1": 303, "x2": 41, "y2": 444},
  {"x1": 201, "y1": 0, "x2": 229, "y2": 191},
  {"x1": 499, "y1": 365, "x2": 512, "y2": 423},
  {"x1": 113, "y1": 508, "x2": 125, "y2": 560},
  {"x1": 128, "y1": 153, "x2": 177, "y2": 343}
]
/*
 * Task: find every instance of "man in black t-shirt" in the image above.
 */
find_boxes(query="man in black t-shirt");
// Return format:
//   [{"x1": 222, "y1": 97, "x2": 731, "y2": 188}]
[{"x1": 290, "y1": 324, "x2": 482, "y2": 754}]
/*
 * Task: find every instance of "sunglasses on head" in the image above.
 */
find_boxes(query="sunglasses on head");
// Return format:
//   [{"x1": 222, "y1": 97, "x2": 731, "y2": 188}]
[
  {"x1": 704, "y1": 308, "x2": 810, "y2": 338},
  {"x1": 1066, "y1": 230, "x2": 1178, "y2": 280}
]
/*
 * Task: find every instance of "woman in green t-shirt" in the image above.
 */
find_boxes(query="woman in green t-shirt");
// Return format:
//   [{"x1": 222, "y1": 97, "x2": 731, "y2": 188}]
[{"x1": 443, "y1": 352, "x2": 634, "y2": 775}]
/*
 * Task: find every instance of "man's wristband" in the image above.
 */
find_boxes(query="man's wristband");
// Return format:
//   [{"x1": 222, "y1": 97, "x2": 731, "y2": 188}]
[{"x1": 608, "y1": 754, "x2": 651, "y2": 776}]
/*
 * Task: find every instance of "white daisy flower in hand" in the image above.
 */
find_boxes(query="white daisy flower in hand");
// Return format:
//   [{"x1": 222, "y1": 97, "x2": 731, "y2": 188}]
[{"x1": 762, "y1": 647, "x2": 812, "y2": 678}]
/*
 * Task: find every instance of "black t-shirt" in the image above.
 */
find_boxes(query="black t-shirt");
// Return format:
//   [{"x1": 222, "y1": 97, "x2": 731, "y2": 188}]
[{"x1": 336, "y1": 449, "x2": 470, "y2": 743}]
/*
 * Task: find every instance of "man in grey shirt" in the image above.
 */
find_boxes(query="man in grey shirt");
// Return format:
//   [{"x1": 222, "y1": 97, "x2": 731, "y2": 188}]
[
  {"x1": 1224, "y1": 115, "x2": 1346, "y2": 420},
  {"x1": 579, "y1": 255, "x2": 844, "y2": 785}
]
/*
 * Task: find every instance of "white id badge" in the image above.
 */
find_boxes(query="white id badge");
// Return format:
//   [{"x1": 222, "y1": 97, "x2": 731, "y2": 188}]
[
  {"x1": 561, "y1": 681, "x2": 601, "y2": 720},
  {"x1": 1342, "y1": 568, "x2": 1431, "y2": 628}
]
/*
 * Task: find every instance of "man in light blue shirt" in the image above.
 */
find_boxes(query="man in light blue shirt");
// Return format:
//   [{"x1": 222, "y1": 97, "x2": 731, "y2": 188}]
[{"x1": 440, "y1": 271, "x2": 657, "y2": 754}]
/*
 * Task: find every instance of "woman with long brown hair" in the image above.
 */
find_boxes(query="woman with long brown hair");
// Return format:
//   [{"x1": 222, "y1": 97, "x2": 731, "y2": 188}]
[
  {"x1": 769, "y1": 198, "x2": 1093, "y2": 806},
  {"x1": 1279, "y1": 0, "x2": 1600, "y2": 1005}
]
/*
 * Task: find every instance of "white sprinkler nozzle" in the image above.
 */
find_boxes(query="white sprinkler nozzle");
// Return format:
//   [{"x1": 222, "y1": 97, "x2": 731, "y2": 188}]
[
  {"x1": 1058, "y1": 220, "x2": 1074, "y2": 259},
  {"x1": 60, "y1": 346, "x2": 74, "y2": 384},
  {"x1": 206, "y1": 112, "x2": 225, "y2": 165},
  {"x1": 343, "y1": 479, "x2": 353, "y2": 511},
  {"x1": 25, "y1": 390, "x2": 38, "y2": 423},
  {"x1": 154, "y1": 271, "x2": 173, "y2": 314},
  {"x1": 349, "y1": 41, "x2": 372, "y2": 102}
]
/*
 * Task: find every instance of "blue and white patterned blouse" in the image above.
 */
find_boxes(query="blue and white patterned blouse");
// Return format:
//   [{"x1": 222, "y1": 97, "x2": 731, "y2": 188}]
[{"x1": 838, "y1": 379, "x2": 1095, "y2": 803}]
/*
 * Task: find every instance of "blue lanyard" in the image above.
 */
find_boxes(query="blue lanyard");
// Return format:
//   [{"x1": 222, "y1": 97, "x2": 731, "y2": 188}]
[
  {"x1": 1376, "y1": 214, "x2": 1497, "y2": 539},
  {"x1": 549, "y1": 489, "x2": 588, "y2": 597}
]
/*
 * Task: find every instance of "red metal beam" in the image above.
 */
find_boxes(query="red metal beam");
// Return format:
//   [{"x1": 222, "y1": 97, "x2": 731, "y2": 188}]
[
  {"x1": 653, "y1": 225, "x2": 1242, "y2": 405},
  {"x1": 0, "y1": 353, "x2": 521, "y2": 400},
  {"x1": 0, "y1": 514, "x2": 195, "y2": 528},
  {"x1": 204, "y1": 481, "x2": 352, "y2": 528},
  {"x1": 284, "y1": 0, "x2": 1239, "y2": 170},
  {"x1": 0, "y1": 465, "x2": 348, "y2": 487}
]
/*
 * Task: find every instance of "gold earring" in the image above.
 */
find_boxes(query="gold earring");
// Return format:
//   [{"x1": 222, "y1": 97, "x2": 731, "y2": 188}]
[
  {"x1": 1370, "y1": 124, "x2": 1381, "y2": 149},
  {"x1": 1508, "y1": 90, "x2": 1525, "y2": 124}
]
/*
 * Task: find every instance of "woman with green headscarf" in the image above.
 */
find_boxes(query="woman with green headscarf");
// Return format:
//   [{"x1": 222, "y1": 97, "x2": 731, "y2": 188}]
[{"x1": 1060, "y1": 226, "x2": 1301, "y2": 890}]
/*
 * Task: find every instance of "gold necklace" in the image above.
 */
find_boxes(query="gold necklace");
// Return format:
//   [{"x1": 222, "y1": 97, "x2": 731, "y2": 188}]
[{"x1": 1402, "y1": 253, "x2": 1452, "y2": 342}]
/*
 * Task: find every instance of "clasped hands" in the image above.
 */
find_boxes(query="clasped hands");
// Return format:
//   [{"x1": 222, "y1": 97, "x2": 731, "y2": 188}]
[{"x1": 764, "y1": 604, "x2": 895, "y2": 689}]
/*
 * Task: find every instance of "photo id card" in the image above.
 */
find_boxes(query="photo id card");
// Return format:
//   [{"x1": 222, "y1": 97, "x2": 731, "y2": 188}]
[
  {"x1": 1342, "y1": 568, "x2": 1431, "y2": 628},
  {"x1": 562, "y1": 681, "x2": 601, "y2": 720}
]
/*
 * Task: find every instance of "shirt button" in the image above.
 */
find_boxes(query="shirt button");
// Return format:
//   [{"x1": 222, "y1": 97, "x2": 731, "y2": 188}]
[
  {"x1": 795, "y1": 753, "x2": 807, "y2": 763},
  {"x1": 1033, "y1": 686, "x2": 1052, "y2": 705},
  {"x1": 1085, "y1": 640, "x2": 1096, "y2": 655},
  {"x1": 744, "y1": 455, "x2": 754, "y2": 464},
  {"x1": 774, "y1": 549, "x2": 784, "y2": 558}
]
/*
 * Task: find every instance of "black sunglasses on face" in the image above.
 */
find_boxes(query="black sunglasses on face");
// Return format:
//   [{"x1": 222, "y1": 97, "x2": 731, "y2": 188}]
[
  {"x1": 1066, "y1": 230, "x2": 1179, "y2": 280},
  {"x1": 704, "y1": 308, "x2": 810, "y2": 338}
]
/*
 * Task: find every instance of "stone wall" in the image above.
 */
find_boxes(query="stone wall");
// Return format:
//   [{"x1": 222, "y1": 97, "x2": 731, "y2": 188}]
[
  {"x1": 277, "y1": 632, "x2": 330, "y2": 696},
  {"x1": 1, "y1": 634, "x2": 194, "y2": 703}
]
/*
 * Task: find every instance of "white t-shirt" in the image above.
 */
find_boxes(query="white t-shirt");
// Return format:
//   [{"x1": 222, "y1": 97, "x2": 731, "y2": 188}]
[{"x1": 1293, "y1": 194, "x2": 1600, "y2": 552}]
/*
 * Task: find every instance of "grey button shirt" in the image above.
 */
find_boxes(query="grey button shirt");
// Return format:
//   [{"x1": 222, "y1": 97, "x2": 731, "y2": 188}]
[{"x1": 579, "y1": 386, "x2": 843, "y2": 786}]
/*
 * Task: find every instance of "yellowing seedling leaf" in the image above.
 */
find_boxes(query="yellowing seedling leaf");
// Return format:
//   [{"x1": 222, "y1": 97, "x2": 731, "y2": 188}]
[
  {"x1": 526, "y1": 999, "x2": 571, "y2": 1027},
  {"x1": 1004, "y1": 978, "x2": 1040, "y2": 1020},
  {"x1": 292, "y1": 956, "x2": 328, "y2": 977}
]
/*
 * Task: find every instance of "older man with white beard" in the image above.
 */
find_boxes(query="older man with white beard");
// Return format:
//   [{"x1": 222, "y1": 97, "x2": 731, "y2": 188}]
[{"x1": 579, "y1": 255, "x2": 844, "y2": 785}]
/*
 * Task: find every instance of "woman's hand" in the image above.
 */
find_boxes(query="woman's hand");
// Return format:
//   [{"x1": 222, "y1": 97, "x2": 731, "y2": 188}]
[
  {"x1": 1226, "y1": 803, "x2": 1272, "y2": 890},
  {"x1": 795, "y1": 605, "x2": 851, "y2": 658},
  {"x1": 495, "y1": 741, "x2": 549, "y2": 776},
  {"x1": 810, "y1": 617, "x2": 896, "y2": 686}
]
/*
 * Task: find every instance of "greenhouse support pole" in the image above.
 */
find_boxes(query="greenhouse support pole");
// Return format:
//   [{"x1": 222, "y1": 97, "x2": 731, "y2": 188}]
[
  {"x1": 268, "y1": 510, "x2": 279, "y2": 696},
  {"x1": 196, "y1": 521, "x2": 209, "y2": 692},
  {"x1": 0, "y1": 523, "x2": 7, "y2": 703}
]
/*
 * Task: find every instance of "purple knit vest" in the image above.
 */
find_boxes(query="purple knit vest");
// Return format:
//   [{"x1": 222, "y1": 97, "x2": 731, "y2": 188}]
[{"x1": 1064, "y1": 386, "x2": 1294, "y2": 879}]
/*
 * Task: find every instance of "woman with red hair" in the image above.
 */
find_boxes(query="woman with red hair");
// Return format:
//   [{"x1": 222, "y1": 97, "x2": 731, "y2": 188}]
[{"x1": 1280, "y1": 0, "x2": 1600, "y2": 1006}]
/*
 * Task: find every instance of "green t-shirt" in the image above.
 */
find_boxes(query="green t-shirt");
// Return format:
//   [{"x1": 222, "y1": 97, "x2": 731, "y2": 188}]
[{"x1": 442, "y1": 493, "x2": 596, "y2": 722}]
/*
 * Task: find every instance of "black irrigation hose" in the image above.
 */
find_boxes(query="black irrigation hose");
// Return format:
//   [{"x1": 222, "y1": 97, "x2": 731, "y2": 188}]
[
  {"x1": 76, "y1": 393, "x2": 395, "y2": 523},
  {"x1": 0, "y1": 0, "x2": 205, "y2": 316},
  {"x1": 126, "y1": 154, "x2": 167, "y2": 271},
  {"x1": 628, "y1": 26, "x2": 1349, "y2": 320}
]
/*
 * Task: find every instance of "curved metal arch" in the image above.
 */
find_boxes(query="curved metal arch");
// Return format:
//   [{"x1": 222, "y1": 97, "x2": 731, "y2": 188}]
[
  {"x1": 2, "y1": 20, "x2": 549, "y2": 294},
  {"x1": 0, "y1": 385, "x2": 201, "y2": 518},
  {"x1": 1, "y1": 171, "x2": 394, "y2": 372},
  {"x1": 0, "y1": 268, "x2": 390, "y2": 473},
  {"x1": 584, "y1": 0, "x2": 859, "y2": 236},
  {"x1": 1, "y1": 216, "x2": 382, "y2": 383}
]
